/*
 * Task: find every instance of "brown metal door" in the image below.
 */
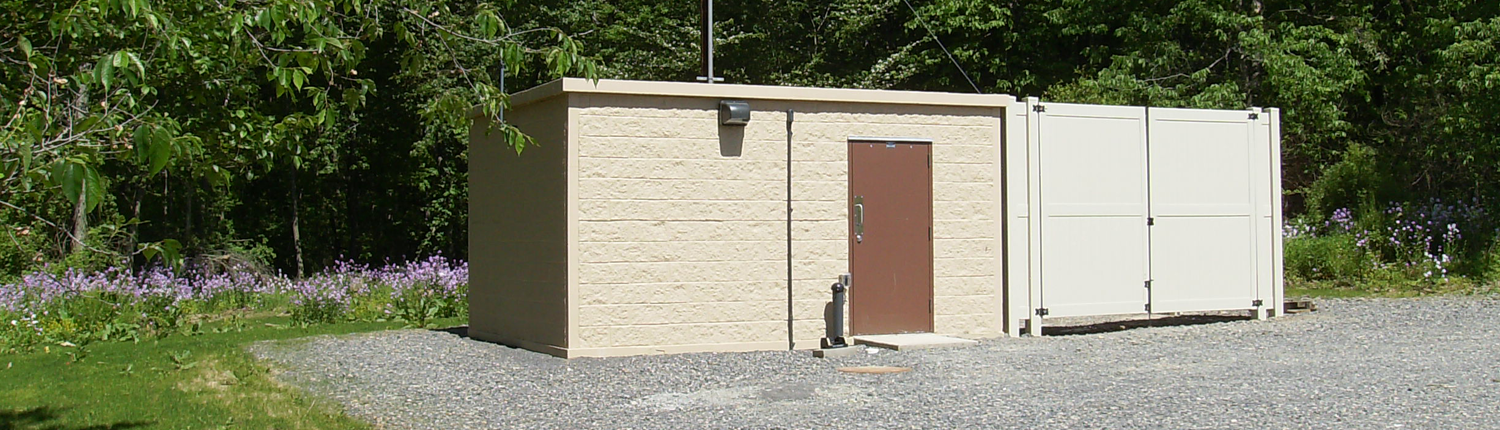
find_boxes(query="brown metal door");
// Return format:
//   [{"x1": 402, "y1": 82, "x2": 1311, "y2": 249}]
[{"x1": 849, "y1": 140, "x2": 934, "y2": 335}]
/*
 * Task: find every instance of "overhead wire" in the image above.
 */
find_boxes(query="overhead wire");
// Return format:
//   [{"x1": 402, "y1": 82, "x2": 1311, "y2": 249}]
[{"x1": 900, "y1": 0, "x2": 983, "y2": 94}]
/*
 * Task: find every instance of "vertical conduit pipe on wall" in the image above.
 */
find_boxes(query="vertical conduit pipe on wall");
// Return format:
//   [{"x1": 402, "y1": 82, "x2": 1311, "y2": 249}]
[{"x1": 786, "y1": 109, "x2": 795, "y2": 350}]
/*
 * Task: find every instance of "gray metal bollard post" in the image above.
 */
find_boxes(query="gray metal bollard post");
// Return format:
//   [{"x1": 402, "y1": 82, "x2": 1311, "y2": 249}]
[{"x1": 821, "y1": 280, "x2": 849, "y2": 349}]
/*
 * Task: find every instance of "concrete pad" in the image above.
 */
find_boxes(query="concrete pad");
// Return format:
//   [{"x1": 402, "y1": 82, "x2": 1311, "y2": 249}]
[
  {"x1": 811, "y1": 347, "x2": 862, "y2": 358},
  {"x1": 852, "y1": 333, "x2": 978, "y2": 351}
]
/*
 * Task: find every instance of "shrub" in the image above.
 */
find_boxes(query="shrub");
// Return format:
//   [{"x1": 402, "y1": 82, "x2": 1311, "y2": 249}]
[
  {"x1": 1285, "y1": 233, "x2": 1368, "y2": 287},
  {"x1": 284, "y1": 257, "x2": 467, "y2": 326},
  {"x1": 1303, "y1": 144, "x2": 1388, "y2": 222},
  {"x1": 1, "y1": 256, "x2": 469, "y2": 352},
  {"x1": 382, "y1": 256, "x2": 468, "y2": 328},
  {"x1": 288, "y1": 268, "x2": 358, "y2": 325},
  {"x1": 1288, "y1": 198, "x2": 1497, "y2": 292}
]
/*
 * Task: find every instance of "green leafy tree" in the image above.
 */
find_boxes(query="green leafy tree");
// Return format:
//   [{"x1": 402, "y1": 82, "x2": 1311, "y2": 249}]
[{"x1": 1, "y1": 0, "x2": 595, "y2": 275}]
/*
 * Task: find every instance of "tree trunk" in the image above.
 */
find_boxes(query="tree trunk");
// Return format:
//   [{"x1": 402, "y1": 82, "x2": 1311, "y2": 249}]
[
  {"x1": 291, "y1": 169, "x2": 305, "y2": 280},
  {"x1": 68, "y1": 77, "x2": 89, "y2": 254},
  {"x1": 70, "y1": 180, "x2": 88, "y2": 253},
  {"x1": 126, "y1": 186, "x2": 143, "y2": 268}
]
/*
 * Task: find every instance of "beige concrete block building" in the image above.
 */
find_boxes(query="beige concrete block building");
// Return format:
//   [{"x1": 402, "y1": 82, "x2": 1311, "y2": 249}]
[{"x1": 470, "y1": 79, "x2": 1012, "y2": 358}]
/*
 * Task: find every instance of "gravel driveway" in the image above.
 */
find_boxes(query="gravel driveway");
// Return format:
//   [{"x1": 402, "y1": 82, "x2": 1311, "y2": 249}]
[{"x1": 249, "y1": 298, "x2": 1500, "y2": 429}]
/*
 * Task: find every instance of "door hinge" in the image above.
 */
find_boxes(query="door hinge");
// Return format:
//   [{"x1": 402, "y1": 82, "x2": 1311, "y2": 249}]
[
  {"x1": 1147, "y1": 217, "x2": 1155, "y2": 226},
  {"x1": 929, "y1": 227, "x2": 933, "y2": 241},
  {"x1": 930, "y1": 298, "x2": 934, "y2": 314},
  {"x1": 928, "y1": 152, "x2": 932, "y2": 167},
  {"x1": 1249, "y1": 112, "x2": 1260, "y2": 120},
  {"x1": 1033, "y1": 104, "x2": 1046, "y2": 113},
  {"x1": 1144, "y1": 280, "x2": 1152, "y2": 289},
  {"x1": 1035, "y1": 308, "x2": 1049, "y2": 317},
  {"x1": 1144, "y1": 303, "x2": 1152, "y2": 313},
  {"x1": 1252, "y1": 299, "x2": 1264, "y2": 307}
]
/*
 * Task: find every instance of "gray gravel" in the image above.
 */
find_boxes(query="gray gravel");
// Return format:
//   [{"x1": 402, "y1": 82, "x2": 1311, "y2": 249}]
[{"x1": 249, "y1": 298, "x2": 1500, "y2": 429}]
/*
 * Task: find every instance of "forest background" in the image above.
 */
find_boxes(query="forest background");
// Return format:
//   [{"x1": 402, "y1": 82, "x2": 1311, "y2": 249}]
[{"x1": 5, "y1": 0, "x2": 1500, "y2": 293}]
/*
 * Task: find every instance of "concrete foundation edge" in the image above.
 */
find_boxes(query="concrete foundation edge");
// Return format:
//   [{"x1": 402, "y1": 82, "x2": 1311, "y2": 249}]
[
  {"x1": 467, "y1": 328, "x2": 572, "y2": 358},
  {"x1": 468, "y1": 328, "x2": 822, "y2": 358}
]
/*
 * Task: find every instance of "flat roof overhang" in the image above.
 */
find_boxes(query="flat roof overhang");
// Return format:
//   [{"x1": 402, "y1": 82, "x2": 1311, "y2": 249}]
[{"x1": 507, "y1": 78, "x2": 1016, "y2": 109}]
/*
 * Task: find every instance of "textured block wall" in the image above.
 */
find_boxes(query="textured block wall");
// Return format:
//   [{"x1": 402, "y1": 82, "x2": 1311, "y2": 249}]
[
  {"x1": 570, "y1": 93, "x2": 1003, "y2": 353},
  {"x1": 468, "y1": 96, "x2": 571, "y2": 352}
]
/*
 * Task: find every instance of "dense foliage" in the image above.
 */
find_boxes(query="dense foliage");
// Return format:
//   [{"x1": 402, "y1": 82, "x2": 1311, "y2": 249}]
[
  {"x1": 2, "y1": 0, "x2": 593, "y2": 280},
  {"x1": 489, "y1": 0, "x2": 1500, "y2": 291},
  {"x1": 4, "y1": 1, "x2": 1500, "y2": 292}
]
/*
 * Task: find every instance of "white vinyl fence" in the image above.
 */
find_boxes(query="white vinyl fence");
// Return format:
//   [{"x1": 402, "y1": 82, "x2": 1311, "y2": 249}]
[{"x1": 1004, "y1": 98, "x2": 1284, "y2": 336}]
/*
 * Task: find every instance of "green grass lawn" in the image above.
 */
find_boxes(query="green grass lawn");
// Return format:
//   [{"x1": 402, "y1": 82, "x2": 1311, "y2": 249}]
[{"x1": 0, "y1": 315, "x2": 463, "y2": 430}]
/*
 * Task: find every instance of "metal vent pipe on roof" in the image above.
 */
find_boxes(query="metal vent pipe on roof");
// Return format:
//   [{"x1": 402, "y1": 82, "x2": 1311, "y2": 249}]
[{"x1": 697, "y1": 0, "x2": 723, "y2": 83}]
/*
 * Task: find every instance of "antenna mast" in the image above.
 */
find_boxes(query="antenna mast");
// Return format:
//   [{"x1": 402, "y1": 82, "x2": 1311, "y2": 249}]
[{"x1": 697, "y1": 0, "x2": 724, "y2": 83}]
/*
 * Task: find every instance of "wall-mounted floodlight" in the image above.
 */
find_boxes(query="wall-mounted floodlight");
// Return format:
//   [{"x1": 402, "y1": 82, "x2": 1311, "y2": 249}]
[{"x1": 719, "y1": 100, "x2": 750, "y2": 126}]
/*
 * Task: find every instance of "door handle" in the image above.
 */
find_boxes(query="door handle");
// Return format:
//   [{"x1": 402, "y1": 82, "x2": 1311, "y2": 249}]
[{"x1": 853, "y1": 196, "x2": 865, "y2": 243}]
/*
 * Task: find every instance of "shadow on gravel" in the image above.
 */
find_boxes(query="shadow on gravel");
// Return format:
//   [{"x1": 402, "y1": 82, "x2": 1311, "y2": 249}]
[
  {"x1": 1040, "y1": 314, "x2": 1251, "y2": 336},
  {"x1": 434, "y1": 326, "x2": 469, "y2": 338},
  {"x1": 439, "y1": 317, "x2": 1255, "y2": 341}
]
